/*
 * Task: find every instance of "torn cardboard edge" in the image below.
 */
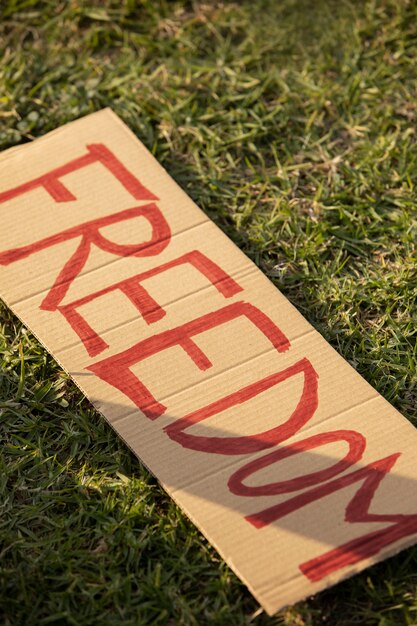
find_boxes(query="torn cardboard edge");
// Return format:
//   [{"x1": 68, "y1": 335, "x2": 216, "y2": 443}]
[{"x1": 1, "y1": 108, "x2": 417, "y2": 615}]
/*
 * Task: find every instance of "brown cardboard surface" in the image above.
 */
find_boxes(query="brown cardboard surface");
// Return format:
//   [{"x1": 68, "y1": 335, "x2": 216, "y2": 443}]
[{"x1": 1, "y1": 109, "x2": 417, "y2": 615}]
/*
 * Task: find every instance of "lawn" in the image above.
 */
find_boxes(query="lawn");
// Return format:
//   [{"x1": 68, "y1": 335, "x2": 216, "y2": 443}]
[{"x1": 0, "y1": 0, "x2": 416, "y2": 624}]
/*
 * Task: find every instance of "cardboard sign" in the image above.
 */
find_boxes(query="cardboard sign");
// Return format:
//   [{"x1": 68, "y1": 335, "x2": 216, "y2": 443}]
[{"x1": 1, "y1": 109, "x2": 416, "y2": 614}]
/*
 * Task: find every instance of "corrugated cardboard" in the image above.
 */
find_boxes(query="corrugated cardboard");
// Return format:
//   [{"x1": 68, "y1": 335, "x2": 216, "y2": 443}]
[{"x1": 1, "y1": 109, "x2": 416, "y2": 615}]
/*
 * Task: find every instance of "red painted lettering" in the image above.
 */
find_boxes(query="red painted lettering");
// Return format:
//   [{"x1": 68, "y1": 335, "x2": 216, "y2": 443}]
[
  {"x1": 245, "y1": 449, "x2": 417, "y2": 582},
  {"x1": 87, "y1": 301, "x2": 291, "y2": 420},
  {"x1": 228, "y1": 430, "x2": 366, "y2": 496},
  {"x1": 0, "y1": 204, "x2": 171, "y2": 310},
  {"x1": 0, "y1": 143, "x2": 157, "y2": 204},
  {"x1": 165, "y1": 358, "x2": 318, "y2": 455},
  {"x1": 58, "y1": 250, "x2": 243, "y2": 357},
  {"x1": 299, "y1": 453, "x2": 417, "y2": 581}
]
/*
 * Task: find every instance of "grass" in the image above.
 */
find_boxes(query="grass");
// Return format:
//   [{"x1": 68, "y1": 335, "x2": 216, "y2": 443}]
[{"x1": 0, "y1": 0, "x2": 417, "y2": 624}]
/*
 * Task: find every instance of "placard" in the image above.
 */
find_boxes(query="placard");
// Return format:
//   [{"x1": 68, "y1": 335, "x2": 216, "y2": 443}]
[{"x1": 1, "y1": 109, "x2": 416, "y2": 614}]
